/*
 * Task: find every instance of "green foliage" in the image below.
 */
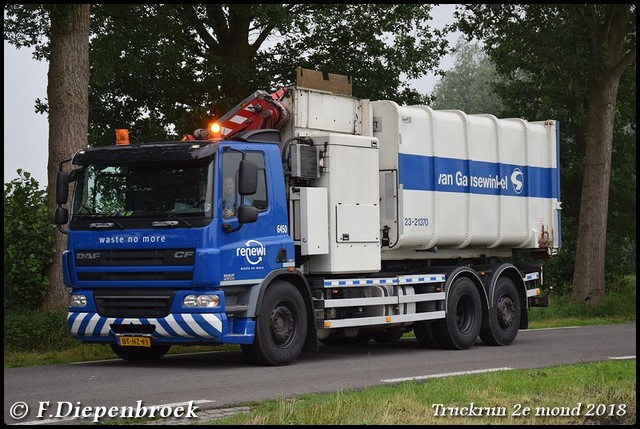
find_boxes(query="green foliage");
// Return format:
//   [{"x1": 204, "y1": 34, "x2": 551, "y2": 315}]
[
  {"x1": 3, "y1": 170, "x2": 55, "y2": 311},
  {"x1": 82, "y1": 4, "x2": 450, "y2": 147},
  {"x1": 3, "y1": 4, "x2": 51, "y2": 59},
  {"x1": 267, "y1": 5, "x2": 446, "y2": 104},
  {"x1": 606, "y1": 62, "x2": 637, "y2": 281},
  {"x1": 431, "y1": 37, "x2": 503, "y2": 113},
  {"x1": 540, "y1": 216, "x2": 578, "y2": 295},
  {"x1": 528, "y1": 275, "x2": 636, "y2": 324},
  {"x1": 3, "y1": 310, "x2": 77, "y2": 353}
]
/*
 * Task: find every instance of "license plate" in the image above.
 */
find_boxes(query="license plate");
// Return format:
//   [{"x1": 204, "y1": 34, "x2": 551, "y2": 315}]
[{"x1": 117, "y1": 336, "x2": 151, "y2": 347}]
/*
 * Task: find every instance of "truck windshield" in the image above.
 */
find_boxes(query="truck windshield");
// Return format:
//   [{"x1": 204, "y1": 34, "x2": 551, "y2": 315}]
[{"x1": 71, "y1": 159, "x2": 214, "y2": 220}]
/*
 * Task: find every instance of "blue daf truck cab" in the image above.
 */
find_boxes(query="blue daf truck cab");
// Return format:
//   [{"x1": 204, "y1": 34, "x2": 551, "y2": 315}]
[{"x1": 55, "y1": 130, "x2": 316, "y2": 366}]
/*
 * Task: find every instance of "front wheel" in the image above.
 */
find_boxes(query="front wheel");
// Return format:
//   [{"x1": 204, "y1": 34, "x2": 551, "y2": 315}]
[
  {"x1": 431, "y1": 276, "x2": 482, "y2": 350},
  {"x1": 480, "y1": 277, "x2": 522, "y2": 346},
  {"x1": 110, "y1": 344, "x2": 171, "y2": 362},
  {"x1": 241, "y1": 281, "x2": 308, "y2": 366}
]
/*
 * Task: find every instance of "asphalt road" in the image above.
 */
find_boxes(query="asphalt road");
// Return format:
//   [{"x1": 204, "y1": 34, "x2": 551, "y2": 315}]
[{"x1": 4, "y1": 323, "x2": 636, "y2": 425}]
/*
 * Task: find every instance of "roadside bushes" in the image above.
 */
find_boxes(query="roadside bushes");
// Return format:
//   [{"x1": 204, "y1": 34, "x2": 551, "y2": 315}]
[
  {"x1": 4, "y1": 169, "x2": 54, "y2": 310},
  {"x1": 4, "y1": 310, "x2": 76, "y2": 352}
]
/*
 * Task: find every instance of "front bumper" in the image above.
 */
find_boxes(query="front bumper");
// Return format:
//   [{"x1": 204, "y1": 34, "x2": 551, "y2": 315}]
[{"x1": 67, "y1": 311, "x2": 254, "y2": 345}]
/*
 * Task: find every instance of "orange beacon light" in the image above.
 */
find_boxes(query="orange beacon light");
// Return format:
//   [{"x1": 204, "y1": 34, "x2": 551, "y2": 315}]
[
  {"x1": 209, "y1": 122, "x2": 222, "y2": 140},
  {"x1": 116, "y1": 129, "x2": 130, "y2": 145}
]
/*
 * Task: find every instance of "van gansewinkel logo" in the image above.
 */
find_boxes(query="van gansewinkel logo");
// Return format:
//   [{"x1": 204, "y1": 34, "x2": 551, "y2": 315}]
[
  {"x1": 236, "y1": 240, "x2": 265, "y2": 265},
  {"x1": 510, "y1": 168, "x2": 524, "y2": 195}
]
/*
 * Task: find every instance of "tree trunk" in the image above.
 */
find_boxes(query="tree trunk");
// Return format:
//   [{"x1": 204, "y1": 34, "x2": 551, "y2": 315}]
[
  {"x1": 42, "y1": 5, "x2": 91, "y2": 312},
  {"x1": 570, "y1": 75, "x2": 619, "y2": 305},
  {"x1": 570, "y1": 4, "x2": 634, "y2": 306}
]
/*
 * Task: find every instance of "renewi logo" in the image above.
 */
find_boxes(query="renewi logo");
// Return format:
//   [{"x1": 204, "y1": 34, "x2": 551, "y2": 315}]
[
  {"x1": 510, "y1": 168, "x2": 524, "y2": 195},
  {"x1": 236, "y1": 240, "x2": 265, "y2": 265}
]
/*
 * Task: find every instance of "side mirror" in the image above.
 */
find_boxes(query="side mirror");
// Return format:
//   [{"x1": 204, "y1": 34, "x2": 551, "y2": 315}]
[
  {"x1": 56, "y1": 171, "x2": 70, "y2": 205},
  {"x1": 54, "y1": 207, "x2": 69, "y2": 225},
  {"x1": 223, "y1": 204, "x2": 258, "y2": 233},
  {"x1": 68, "y1": 167, "x2": 83, "y2": 183},
  {"x1": 238, "y1": 205, "x2": 258, "y2": 224},
  {"x1": 238, "y1": 160, "x2": 258, "y2": 195}
]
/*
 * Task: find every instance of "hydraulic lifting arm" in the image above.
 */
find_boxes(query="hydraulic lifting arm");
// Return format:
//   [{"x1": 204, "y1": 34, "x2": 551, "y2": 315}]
[{"x1": 183, "y1": 88, "x2": 291, "y2": 141}]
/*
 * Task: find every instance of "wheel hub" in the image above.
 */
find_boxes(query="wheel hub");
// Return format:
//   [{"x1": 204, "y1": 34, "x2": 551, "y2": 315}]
[
  {"x1": 497, "y1": 295, "x2": 516, "y2": 329},
  {"x1": 270, "y1": 304, "x2": 294, "y2": 346}
]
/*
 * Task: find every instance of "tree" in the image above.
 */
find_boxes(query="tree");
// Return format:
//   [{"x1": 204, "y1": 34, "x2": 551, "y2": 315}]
[
  {"x1": 87, "y1": 4, "x2": 449, "y2": 146},
  {"x1": 5, "y1": 4, "x2": 91, "y2": 311},
  {"x1": 456, "y1": 4, "x2": 636, "y2": 304},
  {"x1": 603, "y1": 61, "x2": 636, "y2": 284},
  {"x1": 431, "y1": 36, "x2": 503, "y2": 113}
]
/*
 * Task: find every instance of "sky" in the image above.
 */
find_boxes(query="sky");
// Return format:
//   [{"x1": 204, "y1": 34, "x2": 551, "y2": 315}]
[{"x1": 3, "y1": 4, "x2": 457, "y2": 188}]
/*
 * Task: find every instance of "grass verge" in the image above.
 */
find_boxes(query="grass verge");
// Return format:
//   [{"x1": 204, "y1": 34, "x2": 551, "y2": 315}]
[{"x1": 207, "y1": 359, "x2": 635, "y2": 425}]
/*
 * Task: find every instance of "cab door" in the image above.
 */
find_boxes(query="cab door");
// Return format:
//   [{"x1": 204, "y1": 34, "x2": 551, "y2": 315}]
[{"x1": 216, "y1": 147, "x2": 283, "y2": 284}]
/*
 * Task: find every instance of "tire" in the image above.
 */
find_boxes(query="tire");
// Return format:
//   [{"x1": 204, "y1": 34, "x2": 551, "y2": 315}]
[
  {"x1": 413, "y1": 321, "x2": 441, "y2": 348},
  {"x1": 480, "y1": 277, "x2": 522, "y2": 346},
  {"x1": 431, "y1": 276, "x2": 482, "y2": 350},
  {"x1": 110, "y1": 344, "x2": 171, "y2": 362},
  {"x1": 372, "y1": 326, "x2": 404, "y2": 343},
  {"x1": 241, "y1": 281, "x2": 307, "y2": 366}
]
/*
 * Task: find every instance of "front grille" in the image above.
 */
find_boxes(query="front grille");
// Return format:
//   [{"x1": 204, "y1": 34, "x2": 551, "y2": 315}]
[
  {"x1": 78, "y1": 272, "x2": 191, "y2": 281},
  {"x1": 75, "y1": 249, "x2": 195, "y2": 282},
  {"x1": 75, "y1": 249, "x2": 194, "y2": 266},
  {"x1": 94, "y1": 288, "x2": 175, "y2": 318}
]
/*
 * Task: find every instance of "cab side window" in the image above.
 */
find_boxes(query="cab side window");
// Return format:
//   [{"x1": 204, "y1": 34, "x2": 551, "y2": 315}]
[{"x1": 221, "y1": 152, "x2": 267, "y2": 219}]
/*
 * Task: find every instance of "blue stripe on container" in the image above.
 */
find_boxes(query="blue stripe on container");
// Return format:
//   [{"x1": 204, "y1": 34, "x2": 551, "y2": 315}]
[{"x1": 398, "y1": 154, "x2": 558, "y2": 199}]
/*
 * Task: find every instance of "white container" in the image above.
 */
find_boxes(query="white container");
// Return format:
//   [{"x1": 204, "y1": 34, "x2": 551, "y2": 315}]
[
  {"x1": 283, "y1": 88, "x2": 561, "y2": 272},
  {"x1": 373, "y1": 100, "x2": 561, "y2": 260}
]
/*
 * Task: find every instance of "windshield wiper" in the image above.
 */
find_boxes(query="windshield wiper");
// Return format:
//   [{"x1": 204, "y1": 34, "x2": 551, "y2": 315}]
[
  {"x1": 163, "y1": 211, "x2": 193, "y2": 227},
  {"x1": 89, "y1": 215, "x2": 125, "y2": 229}
]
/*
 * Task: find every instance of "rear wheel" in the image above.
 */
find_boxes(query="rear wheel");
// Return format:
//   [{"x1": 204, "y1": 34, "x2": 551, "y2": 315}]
[
  {"x1": 241, "y1": 281, "x2": 307, "y2": 366},
  {"x1": 432, "y1": 277, "x2": 482, "y2": 350},
  {"x1": 480, "y1": 277, "x2": 522, "y2": 346},
  {"x1": 110, "y1": 344, "x2": 171, "y2": 362}
]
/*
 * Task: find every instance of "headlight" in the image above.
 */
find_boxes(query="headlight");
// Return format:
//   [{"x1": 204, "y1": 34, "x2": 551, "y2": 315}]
[
  {"x1": 183, "y1": 294, "x2": 220, "y2": 308},
  {"x1": 70, "y1": 294, "x2": 87, "y2": 307}
]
